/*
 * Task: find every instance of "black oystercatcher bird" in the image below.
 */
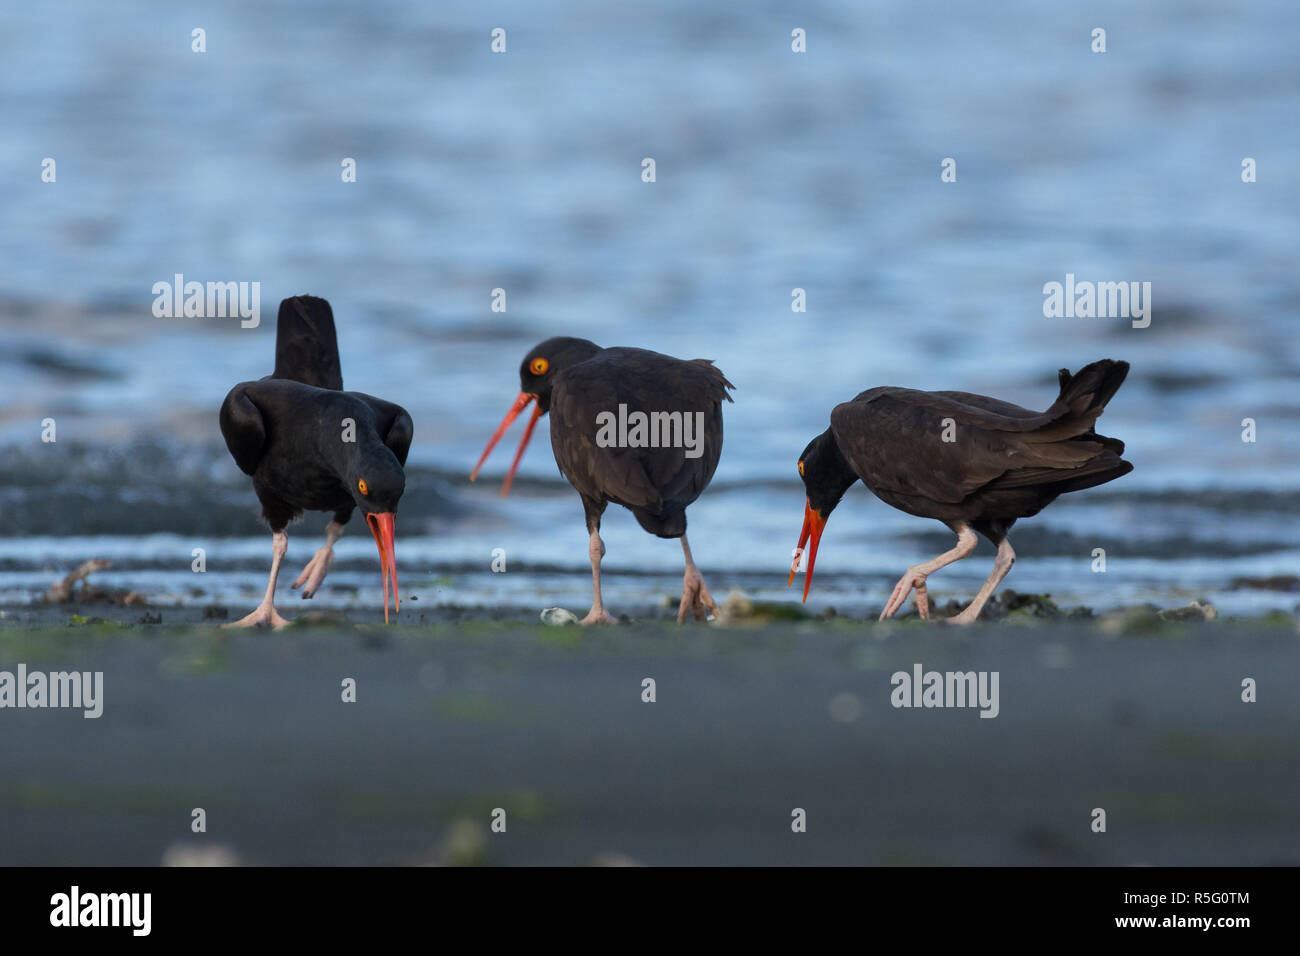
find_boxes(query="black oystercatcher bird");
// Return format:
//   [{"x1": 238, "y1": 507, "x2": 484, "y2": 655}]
[
  {"x1": 471, "y1": 337, "x2": 734, "y2": 624},
  {"x1": 219, "y1": 295, "x2": 412, "y2": 627},
  {"x1": 789, "y1": 360, "x2": 1132, "y2": 624}
]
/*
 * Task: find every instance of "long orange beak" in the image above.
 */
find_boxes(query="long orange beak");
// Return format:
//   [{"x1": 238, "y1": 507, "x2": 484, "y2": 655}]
[
  {"x1": 787, "y1": 499, "x2": 828, "y2": 602},
  {"x1": 470, "y1": 392, "x2": 542, "y2": 498},
  {"x1": 365, "y1": 512, "x2": 399, "y2": 623}
]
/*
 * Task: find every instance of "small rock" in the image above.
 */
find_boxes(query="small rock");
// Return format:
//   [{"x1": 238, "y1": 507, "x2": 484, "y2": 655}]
[
  {"x1": 1157, "y1": 600, "x2": 1217, "y2": 622},
  {"x1": 203, "y1": 605, "x2": 229, "y2": 620},
  {"x1": 540, "y1": 607, "x2": 580, "y2": 626},
  {"x1": 715, "y1": 589, "x2": 753, "y2": 623}
]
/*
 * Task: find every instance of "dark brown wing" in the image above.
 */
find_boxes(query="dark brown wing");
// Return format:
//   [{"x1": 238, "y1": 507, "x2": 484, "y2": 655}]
[
  {"x1": 351, "y1": 392, "x2": 414, "y2": 467},
  {"x1": 833, "y1": 360, "x2": 1130, "y2": 506},
  {"x1": 549, "y1": 348, "x2": 733, "y2": 528},
  {"x1": 272, "y1": 295, "x2": 344, "y2": 390},
  {"x1": 219, "y1": 383, "x2": 267, "y2": 475}
]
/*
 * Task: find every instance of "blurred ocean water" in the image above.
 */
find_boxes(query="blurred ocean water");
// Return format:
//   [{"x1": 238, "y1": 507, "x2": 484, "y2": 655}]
[{"x1": 0, "y1": 1, "x2": 1297, "y2": 615}]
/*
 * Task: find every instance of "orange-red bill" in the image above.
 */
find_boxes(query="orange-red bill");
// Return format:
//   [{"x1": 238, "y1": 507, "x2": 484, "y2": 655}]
[
  {"x1": 500, "y1": 402, "x2": 542, "y2": 498},
  {"x1": 469, "y1": 392, "x2": 542, "y2": 498},
  {"x1": 365, "y1": 512, "x2": 398, "y2": 623},
  {"x1": 787, "y1": 499, "x2": 827, "y2": 602}
]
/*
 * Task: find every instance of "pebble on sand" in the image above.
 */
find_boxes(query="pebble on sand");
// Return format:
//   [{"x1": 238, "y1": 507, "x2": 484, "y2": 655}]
[{"x1": 540, "y1": 607, "x2": 580, "y2": 626}]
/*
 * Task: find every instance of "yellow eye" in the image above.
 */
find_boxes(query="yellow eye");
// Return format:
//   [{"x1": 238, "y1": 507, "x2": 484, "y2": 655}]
[
  {"x1": 529, "y1": 357, "x2": 549, "y2": 375},
  {"x1": 358, "y1": 479, "x2": 369, "y2": 495},
  {"x1": 798, "y1": 461, "x2": 805, "y2": 477}
]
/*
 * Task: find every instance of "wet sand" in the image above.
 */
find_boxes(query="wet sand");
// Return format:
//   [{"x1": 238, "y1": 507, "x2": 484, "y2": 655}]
[{"x1": 1, "y1": 603, "x2": 1297, "y2": 866}]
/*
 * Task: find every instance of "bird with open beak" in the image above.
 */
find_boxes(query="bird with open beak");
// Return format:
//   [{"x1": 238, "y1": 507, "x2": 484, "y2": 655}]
[
  {"x1": 219, "y1": 295, "x2": 412, "y2": 627},
  {"x1": 471, "y1": 336, "x2": 734, "y2": 624},
  {"x1": 790, "y1": 360, "x2": 1132, "y2": 624}
]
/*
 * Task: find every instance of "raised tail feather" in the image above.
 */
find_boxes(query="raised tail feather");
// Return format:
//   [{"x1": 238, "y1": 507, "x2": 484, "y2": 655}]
[
  {"x1": 1056, "y1": 359, "x2": 1129, "y2": 415},
  {"x1": 986, "y1": 359, "x2": 1133, "y2": 493},
  {"x1": 1023, "y1": 359, "x2": 1130, "y2": 444},
  {"x1": 272, "y1": 295, "x2": 343, "y2": 390}
]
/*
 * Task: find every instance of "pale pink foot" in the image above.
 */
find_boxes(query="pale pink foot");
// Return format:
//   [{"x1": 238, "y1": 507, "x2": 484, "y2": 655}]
[
  {"x1": 677, "y1": 566, "x2": 717, "y2": 623},
  {"x1": 879, "y1": 566, "x2": 931, "y2": 621},
  {"x1": 224, "y1": 600, "x2": 291, "y2": 630},
  {"x1": 291, "y1": 545, "x2": 335, "y2": 599}
]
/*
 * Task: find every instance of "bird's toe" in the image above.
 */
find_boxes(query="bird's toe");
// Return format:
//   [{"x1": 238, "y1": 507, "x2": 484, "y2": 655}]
[
  {"x1": 678, "y1": 570, "x2": 717, "y2": 624},
  {"x1": 913, "y1": 583, "x2": 931, "y2": 619},
  {"x1": 880, "y1": 569, "x2": 929, "y2": 620},
  {"x1": 290, "y1": 561, "x2": 314, "y2": 590},
  {"x1": 224, "y1": 604, "x2": 292, "y2": 629}
]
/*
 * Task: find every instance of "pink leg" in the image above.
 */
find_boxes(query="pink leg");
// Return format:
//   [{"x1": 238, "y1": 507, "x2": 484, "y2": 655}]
[
  {"x1": 580, "y1": 528, "x2": 617, "y2": 625},
  {"x1": 677, "y1": 534, "x2": 717, "y2": 623},
  {"x1": 226, "y1": 531, "x2": 291, "y2": 629},
  {"x1": 879, "y1": 524, "x2": 978, "y2": 621},
  {"x1": 946, "y1": 539, "x2": 1015, "y2": 625},
  {"x1": 292, "y1": 520, "x2": 344, "y2": 598}
]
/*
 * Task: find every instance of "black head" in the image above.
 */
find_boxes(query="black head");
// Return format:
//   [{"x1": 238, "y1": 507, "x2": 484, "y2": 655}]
[
  {"x1": 341, "y1": 438, "x2": 405, "y2": 622},
  {"x1": 789, "y1": 427, "x2": 859, "y2": 601},
  {"x1": 518, "y1": 336, "x2": 602, "y2": 413},
  {"x1": 797, "y1": 427, "x2": 858, "y2": 518},
  {"x1": 346, "y1": 442, "x2": 406, "y2": 515},
  {"x1": 471, "y1": 336, "x2": 603, "y2": 496}
]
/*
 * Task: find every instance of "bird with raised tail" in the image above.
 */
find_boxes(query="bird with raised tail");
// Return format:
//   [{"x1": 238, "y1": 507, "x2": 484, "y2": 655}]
[
  {"x1": 219, "y1": 295, "x2": 412, "y2": 627},
  {"x1": 472, "y1": 337, "x2": 734, "y2": 624},
  {"x1": 790, "y1": 360, "x2": 1133, "y2": 624}
]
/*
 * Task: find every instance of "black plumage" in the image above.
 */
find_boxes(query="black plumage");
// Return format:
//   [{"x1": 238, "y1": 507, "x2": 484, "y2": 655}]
[
  {"x1": 472, "y1": 336, "x2": 734, "y2": 623},
  {"x1": 219, "y1": 295, "x2": 412, "y2": 627},
  {"x1": 270, "y1": 294, "x2": 343, "y2": 390},
  {"x1": 791, "y1": 359, "x2": 1132, "y2": 624}
]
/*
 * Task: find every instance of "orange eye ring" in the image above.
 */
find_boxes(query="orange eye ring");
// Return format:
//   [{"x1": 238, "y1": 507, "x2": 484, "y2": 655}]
[
  {"x1": 529, "y1": 357, "x2": 549, "y2": 375},
  {"x1": 358, "y1": 478, "x2": 369, "y2": 495},
  {"x1": 797, "y1": 461, "x2": 805, "y2": 477}
]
